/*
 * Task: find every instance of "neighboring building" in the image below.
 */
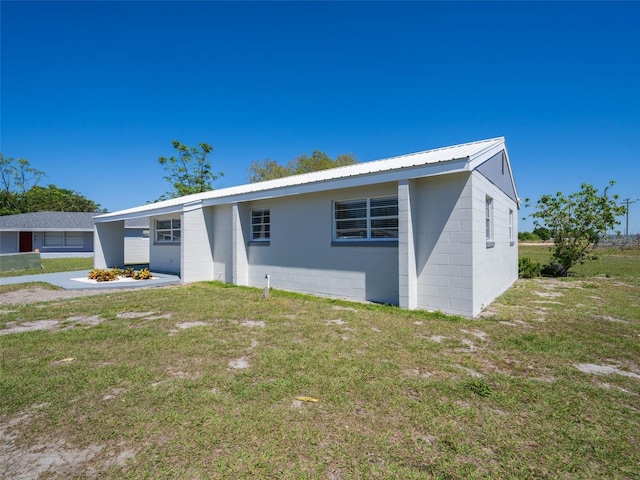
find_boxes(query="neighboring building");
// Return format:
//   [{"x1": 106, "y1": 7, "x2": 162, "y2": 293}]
[
  {"x1": 0, "y1": 211, "x2": 149, "y2": 263},
  {"x1": 94, "y1": 137, "x2": 519, "y2": 317}
]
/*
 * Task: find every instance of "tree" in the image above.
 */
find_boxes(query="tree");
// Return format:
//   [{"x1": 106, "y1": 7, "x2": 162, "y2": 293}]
[
  {"x1": 526, "y1": 181, "x2": 626, "y2": 276},
  {"x1": 532, "y1": 226, "x2": 551, "y2": 241},
  {"x1": 157, "y1": 140, "x2": 223, "y2": 200},
  {"x1": 1, "y1": 154, "x2": 104, "y2": 214},
  {"x1": 1, "y1": 153, "x2": 47, "y2": 215},
  {"x1": 248, "y1": 150, "x2": 358, "y2": 183},
  {"x1": 21, "y1": 184, "x2": 105, "y2": 213}
]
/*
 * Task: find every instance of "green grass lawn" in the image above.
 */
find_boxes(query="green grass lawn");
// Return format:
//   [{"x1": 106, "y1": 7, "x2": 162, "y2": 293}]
[
  {"x1": 0, "y1": 257, "x2": 94, "y2": 278},
  {"x1": 1, "y1": 247, "x2": 639, "y2": 478}
]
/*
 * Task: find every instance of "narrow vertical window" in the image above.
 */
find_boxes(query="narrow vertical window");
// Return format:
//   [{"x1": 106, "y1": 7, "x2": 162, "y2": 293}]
[
  {"x1": 509, "y1": 209, "x2": 514, "y2": 244},
  {"x1": 485, "y1": 196, "x2": 494, "y2": 245},
  {"x1": 251, "y1": 209, "x2": 270, "y2": 241}
]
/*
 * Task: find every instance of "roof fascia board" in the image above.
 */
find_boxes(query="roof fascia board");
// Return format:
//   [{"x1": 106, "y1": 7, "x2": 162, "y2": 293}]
[{"x1": 93, "y1": 204, "x2": 182, "y2": 223}]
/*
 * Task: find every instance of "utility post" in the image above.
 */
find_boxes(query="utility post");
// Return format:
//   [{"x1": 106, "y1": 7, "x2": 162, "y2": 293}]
[{"x1": 621, "y1": 198, "x2": 638, "y2": 236}]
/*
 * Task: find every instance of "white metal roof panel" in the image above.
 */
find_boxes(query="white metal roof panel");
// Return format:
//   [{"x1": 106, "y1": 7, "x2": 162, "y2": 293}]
[{"x1": 95, "y1": 137, "x2": 506, "y2": 222}]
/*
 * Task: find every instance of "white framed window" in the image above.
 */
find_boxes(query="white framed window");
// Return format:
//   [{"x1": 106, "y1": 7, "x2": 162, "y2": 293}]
[
  {"x1": 485, "y1": 196, "x2": 494, "y2": 242},
  {"x1": 156, "y1": 218, "x2": 181, "y2": 243},
  {"x1": 334, "y1": 196, "x2": 398, "y2": 241},
  {"x1": 509, "y1": 209, "x2": 514, "y2": 243},
  {"x1": 251, "y1": 209, "x2": 270, "y2": 241},
  {"x1": 43, "y1": 231, "x2": 84, "y2": 247}
]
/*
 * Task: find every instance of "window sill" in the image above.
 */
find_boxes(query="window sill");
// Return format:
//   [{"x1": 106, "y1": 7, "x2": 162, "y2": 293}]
[
  {"x1": 154, "y1": 242, "x2": 181, "y2": 246},
  {"x1": 332, "y1": 240, "x2": 398, "y2": 247},
  {"x1": 248, "y1": 241, "x2": 270, "y2": 246},
  {"x1": 486, "y1": 241, "x2": 495, "y2": 249}
]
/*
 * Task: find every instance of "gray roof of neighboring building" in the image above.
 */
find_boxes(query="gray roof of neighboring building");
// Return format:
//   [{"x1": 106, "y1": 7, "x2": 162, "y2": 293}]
[{"x1": 0, "y1": 212, "x2": 149, "y2": 231}]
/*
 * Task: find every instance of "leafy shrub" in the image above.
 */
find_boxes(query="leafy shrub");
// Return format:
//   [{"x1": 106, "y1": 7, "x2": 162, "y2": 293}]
[
  {"x1": 519, "y1": 257, "x2": 541, "y2": 278},
  {"x1": 87, "y1": 268, "x2": 117, "y2": 282},
  {"x1": 132, "y1": 268, "x2": 152, "y2": 280},
  {"x1": 518, "y1": 231, "x2": 540, "y2": 242},
  {"x1": 541, "y1": 260, "x2": 566, "y2": 277},
  {"x1": 533, "y1": 227, "x2": 551, "y2": 241}
]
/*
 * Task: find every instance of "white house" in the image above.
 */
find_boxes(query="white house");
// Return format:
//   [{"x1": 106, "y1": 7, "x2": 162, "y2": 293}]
[{"x1": 94, "y1": 137, "x2": 519, "y2": 317}]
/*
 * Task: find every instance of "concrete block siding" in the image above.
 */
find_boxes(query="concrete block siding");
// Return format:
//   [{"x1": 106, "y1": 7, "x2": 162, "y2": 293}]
[
  {"x1": 94, "y1": 138, "x2": 519, "y2": 318},
  {"x1": 243, "y1": 184, "x2": 399, "y2": 305}
]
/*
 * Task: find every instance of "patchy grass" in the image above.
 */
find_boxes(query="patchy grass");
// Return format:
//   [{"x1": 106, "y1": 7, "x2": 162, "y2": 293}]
[
  {"x1": 1, "y1": 251, "x2": 639, "y2": 478},
  {"x1": 0, "y1": 257, "x2": 93, "y2": 278}
]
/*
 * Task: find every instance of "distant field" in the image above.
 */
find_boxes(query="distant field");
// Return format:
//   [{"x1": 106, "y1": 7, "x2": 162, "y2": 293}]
[{"x1": 1, "y1": 247, "x2": 639, "y2": 478}]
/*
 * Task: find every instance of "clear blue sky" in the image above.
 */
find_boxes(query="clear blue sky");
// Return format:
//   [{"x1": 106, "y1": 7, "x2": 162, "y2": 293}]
[{"x1": 2, "y1": 1, "x2": 639, "y2": 233}]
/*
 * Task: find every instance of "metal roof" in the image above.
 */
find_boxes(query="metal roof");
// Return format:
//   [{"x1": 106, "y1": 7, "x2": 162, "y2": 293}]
[
  {"x1": 0, "y1": 211, "x2": 148, "y2": 231},
  {"x1": 95, "y1": 137, "x2": 513, "y2": 222}
]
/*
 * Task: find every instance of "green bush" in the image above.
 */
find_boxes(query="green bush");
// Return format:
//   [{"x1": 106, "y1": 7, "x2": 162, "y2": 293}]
[
  {"x1": 519, "y1": 257, "x2": 542, "y2": 278},
  {"x1": 518, "y1": 231, "x2": 541, "y2": 242},
  {"x1": 541, "y1": 260, "x2": 566, "y2": 277}
]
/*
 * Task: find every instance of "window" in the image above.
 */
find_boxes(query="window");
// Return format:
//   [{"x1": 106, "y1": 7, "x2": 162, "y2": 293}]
[
  {"x1": 156, "y1": 218, "x2": 181, "y2": 243},
  {"x1": 334, "y1": 196, "x2": 398, "y2": 241},
  {"x1": 251, "y1": 209, "x2": 270, "y2": 241},
  {"x1": 509, "y1": 209, "x2": 514, "y2": 244},
  {"x1": 485, "y1": 196, "x2": 494, "y2": 244},
  {"x1": 43, "y1": 231, "x2": 84, "y2": 247}
]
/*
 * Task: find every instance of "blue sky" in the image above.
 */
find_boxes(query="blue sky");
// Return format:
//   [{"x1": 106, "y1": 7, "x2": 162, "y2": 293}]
[{"x1": 2, "y1": 1, "x2": 639, "y2": 233}]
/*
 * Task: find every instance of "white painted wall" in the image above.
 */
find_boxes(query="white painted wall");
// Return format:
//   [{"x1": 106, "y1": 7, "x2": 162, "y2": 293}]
[
  {"x1": 243, "y1": 184, "x2": 399, "y2": 305},
  {"x1": 470, "y1": 172, "x2": 519, "y2": 316},
  {"x1": 212, "y1": 204, "x2": 232, "y2": 282},
  {"x1": 124, "y1": 228, "x2": 149, "y2": 264},
  {"x1": 414, "y1": 173, "x2": 475, "y2": 316},
  {"x1": 149, "y1": 214, "x2": 181, "y2": 274},
  {"x1": 181, "y1": 205, "x2": 214, "y2": 283},
  {"x1": 94, "y1": 221, "x2": 125, "y2": 268}
]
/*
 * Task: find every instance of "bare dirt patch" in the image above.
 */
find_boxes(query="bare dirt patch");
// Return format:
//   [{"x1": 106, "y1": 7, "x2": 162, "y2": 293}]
[
  {"x1": 0, "y1": 405, "x2": 134, "y2": 479},
  {"x1": 0, "y1": 315, "x2": 106, "y2": 336},
  {"x1": 575, "y1": 363, "x2": 640, "y2": 380},
  {"x1": 0, "y1": 287, "x2": 126, "y2": 306}
]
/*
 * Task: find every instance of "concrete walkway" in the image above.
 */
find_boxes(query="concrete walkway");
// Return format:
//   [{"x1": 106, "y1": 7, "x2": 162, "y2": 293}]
[{"x1": 0, "y1": 270, "x2": 181, "y2": 290}]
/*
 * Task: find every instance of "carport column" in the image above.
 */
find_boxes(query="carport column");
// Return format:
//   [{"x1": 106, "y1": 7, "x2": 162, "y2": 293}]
[
  {"x1": 94, "y1": 220, "x2": 125, "y2": 269},
  {"x1": 231, "y1": 202, "x2": 249, "y2": 286},
  {"x1": 398, "y1": 180, "x2": 418, "y2": 309}
]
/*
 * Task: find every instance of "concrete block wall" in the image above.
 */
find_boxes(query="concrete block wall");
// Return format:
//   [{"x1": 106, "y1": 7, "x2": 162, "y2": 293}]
[
  {"x1": 94, "y1": 221, "x2": 125, "y2": 269},
  {"x1": 181, "y1": 205, "x2": 215, "y2": 283},
  {"x1": 470, "y1": 172, "x2": 518, "y2": 316},
  {"x1": 149, "y1": 214, "x2": 181, "y2": 274},
  {"x1": 244, "y1": 185, "x2": 399, "y2": 305},
  {"x1": 212, "y1": 204, "x2": 232, "y2": 282},
  {"x1": 414, "y1": 173, "x2": 475, "y2": 316}
]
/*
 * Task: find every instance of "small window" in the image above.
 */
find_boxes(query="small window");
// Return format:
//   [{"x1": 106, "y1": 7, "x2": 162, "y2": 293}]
[
  {"x1": 334, "y1": 196, "x2": 398, "y2": 241},
  {"x1": 156, "y1": 218, "x2": 181, "y2": 243},
  {"x1": 509, "y1": 209, "x2": 514, "y2": 243},
  {"x1": 485, "y1": 196, "x2": 493, "y2": 242},
  {"x1": 251, "y1": 209, "x2": 270, "y2": 241}
]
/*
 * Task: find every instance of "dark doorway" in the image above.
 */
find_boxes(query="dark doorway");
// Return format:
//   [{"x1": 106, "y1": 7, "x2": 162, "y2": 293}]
[{"x1": 19, "y1": 232, "x2": 32, "y2": 252}]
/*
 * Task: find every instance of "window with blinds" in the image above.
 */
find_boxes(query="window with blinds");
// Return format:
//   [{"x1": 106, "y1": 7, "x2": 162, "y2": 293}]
[{"x1": 334, "y1": 196, "x2": 398, "y2": 241}]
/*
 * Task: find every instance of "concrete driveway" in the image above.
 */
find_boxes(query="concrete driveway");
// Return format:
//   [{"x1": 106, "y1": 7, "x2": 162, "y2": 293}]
[{"x1": 0, "y1": 270, "x2": 181, "y2": 290}]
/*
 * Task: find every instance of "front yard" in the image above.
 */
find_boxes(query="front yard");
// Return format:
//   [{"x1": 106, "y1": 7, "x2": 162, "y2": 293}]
[{"x1": 1, "y1": 246, "x2": 639, "y2": 478}]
